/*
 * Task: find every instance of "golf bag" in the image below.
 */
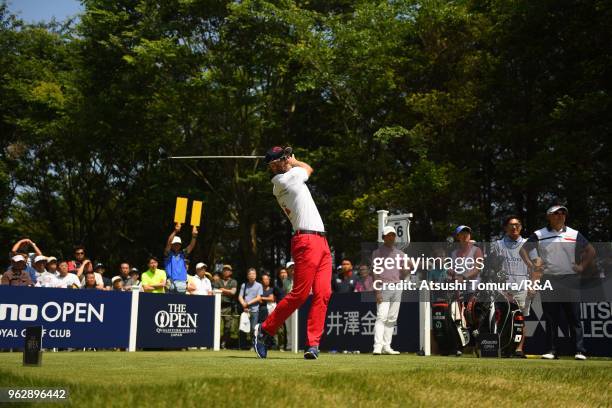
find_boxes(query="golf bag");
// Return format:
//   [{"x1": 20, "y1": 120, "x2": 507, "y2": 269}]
[
  {"x1": 494, "y1": 296, "x2": 525, "y2": 356},
  {"x1": 432, "y1": 293, "x2": 470, "y2": 356},
  {"x1": 467, "y1": 251, "x2": 525, "y2": 357}
]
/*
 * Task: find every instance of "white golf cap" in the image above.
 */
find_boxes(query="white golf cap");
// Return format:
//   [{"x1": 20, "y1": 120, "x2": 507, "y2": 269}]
[
  {"x1": 286, "y1": 261, "x2": 295, "y2": 268},
  {"x1": 34, "y1": 255, "x2": 47, "y2": 263},
  {"x1": 47, "y1": 256, "x2": 58, "y2": 263},
  {"x1": 547, "y1": 205, "x2": 568, "y2": 215},
  {"x1": 111, "y1": 276, "x2": 122, "y2": 284},
  {"x1": 171, "y1": 236, "x2": 182, "y2": 245},
  {"x1": 383, "y1": 225, "x2": 397, "y2": 236},
  {"x1": 11, "y1": 254, "x2": 25, "y2": 262},
  {"x1": 195, "y1": 262, "x2": 207, "y2": 270}
]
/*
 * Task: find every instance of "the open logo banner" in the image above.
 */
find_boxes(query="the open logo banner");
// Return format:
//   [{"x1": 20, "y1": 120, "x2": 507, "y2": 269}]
[
  {"x1": 0, "y1": 286, "x2": 131, "y2": 348},
  {"x1": 299, "y1": 292, "x2": 420, "y2": 352},
  {"x1": 136, "y1": 293, "x2": 214, "y2": 348}
]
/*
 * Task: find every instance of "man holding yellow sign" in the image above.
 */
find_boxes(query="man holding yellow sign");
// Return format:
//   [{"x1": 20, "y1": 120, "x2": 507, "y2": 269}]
[{"x1": 164, "y1": 198, "x2": 202, "y2": 294}]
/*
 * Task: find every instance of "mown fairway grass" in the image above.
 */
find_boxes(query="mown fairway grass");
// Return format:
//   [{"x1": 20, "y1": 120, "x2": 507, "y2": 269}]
[{"x1": 0, "y1": 350, "x2": 610, "y2": 407}]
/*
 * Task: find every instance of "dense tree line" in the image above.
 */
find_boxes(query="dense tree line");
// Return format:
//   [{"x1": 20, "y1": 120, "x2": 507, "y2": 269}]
[{"x1": 1, "y1": 0, "x2": 611, "y2": 278}]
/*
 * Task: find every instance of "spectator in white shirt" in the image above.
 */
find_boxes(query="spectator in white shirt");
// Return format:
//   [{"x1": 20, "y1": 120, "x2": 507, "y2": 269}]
[
  {"x1": 36, "y1": 256, "x2": 60, "y2": 288},
  {"x1": 56, "y1": 260, "x2": 81, "y2": 289},
  {"x1": 77, "y1": 260, "x2": 104, "y2": 289},
  {"x1": 187, "y1": 262, "x2": 213, "y2": 295}
]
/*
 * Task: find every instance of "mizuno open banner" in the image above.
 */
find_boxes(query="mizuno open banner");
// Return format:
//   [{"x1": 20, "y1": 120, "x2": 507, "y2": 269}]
[{"x1": 0, "y1": 286, "x2": 131, "y2": 348}]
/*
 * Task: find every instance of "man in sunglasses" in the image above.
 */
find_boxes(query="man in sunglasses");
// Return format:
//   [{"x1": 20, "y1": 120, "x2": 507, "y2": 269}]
[
  {"x1": 520, "y1": 204, "x2": 595, "y2": 360},
  {"x1": 253, "y1": 147, "x2": 332, "y2": 360},
  {"x1": 67, "y1": 245, "x2": 88, "y2": 274},
  {"x1": 492, "y1": 215, "x2": 532, "y2": 357}
]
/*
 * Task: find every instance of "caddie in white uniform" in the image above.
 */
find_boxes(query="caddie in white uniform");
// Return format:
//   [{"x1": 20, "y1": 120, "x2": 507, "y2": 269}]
[
  {"x1": 492, "y1": 214, "x2": 532, "y2": 358},
  {"x1": 371, "y1": 226, "x2": 405, "y2": 355}
]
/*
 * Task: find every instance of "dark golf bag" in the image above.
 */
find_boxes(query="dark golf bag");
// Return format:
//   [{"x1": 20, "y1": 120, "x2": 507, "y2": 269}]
[
  {"x1": 495, "y1": 297, "x2": 524, "y2": 356},
  {"x1": 465, "y1": 249, "x2": 525, "y2": 357},
  {"x1": 432, "y1": 295, "x2": 470, "y2": 356},
  {"x1": 466, "y1": 290, "x2": 525, "y2": 357}
]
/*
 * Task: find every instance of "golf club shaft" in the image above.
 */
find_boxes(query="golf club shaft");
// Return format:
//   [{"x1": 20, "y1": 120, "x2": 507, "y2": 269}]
[{"x1": 168, "y1": 155, "x2": 265, "y2": 159}]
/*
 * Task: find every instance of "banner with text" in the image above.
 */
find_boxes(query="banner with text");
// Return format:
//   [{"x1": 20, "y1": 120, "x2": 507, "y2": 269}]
[
  {"x1": 136, "y1": 293, "x2": 215, "y2": 348},
  {"x1": 524, "y1": 296, "x2": 612, "y2": 356},
  {"x1": 298, "y1": 292, "x2": 420, "y2": 352},
  {"x1": 0, "y1": 286, "x2": 131, "y2": 348}
]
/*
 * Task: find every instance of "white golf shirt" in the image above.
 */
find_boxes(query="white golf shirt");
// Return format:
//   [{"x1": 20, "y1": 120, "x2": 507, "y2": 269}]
[
  {"x1": 272, "y1": 166, "x2": 324, "y2": 232},
  {"x1": 56, "y1": 273, "x2": 81, "y2": 288},
  {"x1": 524, "y1": 225, "x2": 588, "y2": 276},
  {"x1": 190, "y1": 275, "x2": 212, "y2": 295}
]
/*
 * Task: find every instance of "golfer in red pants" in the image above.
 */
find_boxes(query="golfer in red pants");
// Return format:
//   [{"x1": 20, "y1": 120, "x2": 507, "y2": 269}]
[{"x1": 254, "y1": 146, "x2": 332, "y2": 359}]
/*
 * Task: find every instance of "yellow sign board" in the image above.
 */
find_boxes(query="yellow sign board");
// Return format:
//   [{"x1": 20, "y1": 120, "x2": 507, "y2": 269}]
[
  {"x1": 191, "y1": 200, "x2": 203, "y2": 227},
  {"x1": 174, "y1": 197, "x2": 188, "y2": 224}
]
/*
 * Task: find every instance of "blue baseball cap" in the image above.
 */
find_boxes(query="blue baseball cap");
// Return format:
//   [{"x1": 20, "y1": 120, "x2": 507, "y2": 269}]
[{"x1": 453, "y1": 225, "x2": 472, "y2": 236}]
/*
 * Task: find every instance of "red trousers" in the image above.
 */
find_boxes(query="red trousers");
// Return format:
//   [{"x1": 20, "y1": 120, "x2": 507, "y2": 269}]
[{"x1": 262, "y1": 233, "x2": 332, "y2": 346}]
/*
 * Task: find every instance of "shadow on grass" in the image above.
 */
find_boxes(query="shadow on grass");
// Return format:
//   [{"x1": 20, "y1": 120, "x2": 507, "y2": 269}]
[{"x1": 225, "y1": 355, "x2": 298, "y2": 360}]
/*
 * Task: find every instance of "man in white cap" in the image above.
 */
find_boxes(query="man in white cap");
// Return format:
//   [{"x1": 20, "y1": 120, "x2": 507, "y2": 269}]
[
  {"x1": 46, "y1": 256, "x2": 59, "y2": 274},
  {"x1": 1, "y1": 255, "x2": 33, "y2": 286},
  {"x1": 9, "y1": 238, "x2": 42, "y2": 284},
  {"x1": 164, "y1": 222, "x2": 199, "y2": 294},
  {"x1": 371, "y1": 226, "x2": 406, "y2": 355},
  {"x1": 35, "y1": 256, "x2": 60, "y2": 288},
  {"x1": 285, "y1": 261, "x2": 295, "y2": 292},
  {"x1": 32, "y1": 255, "x2": 47, "y2": 277},
  {"x1": 187, "y1": 262, "x2": 213, "y2": 295},
  {"x1": 111, "y1": 276, "x2": 124, "y2": 291},
  {"x1": 520, "y1": 204, "x2": 595, "y2": 360}
]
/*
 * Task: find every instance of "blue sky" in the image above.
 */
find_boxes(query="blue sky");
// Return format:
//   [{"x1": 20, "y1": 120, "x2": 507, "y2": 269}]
[{"x1": 6, "y1": 0, "x2": 83, "y2": 23}]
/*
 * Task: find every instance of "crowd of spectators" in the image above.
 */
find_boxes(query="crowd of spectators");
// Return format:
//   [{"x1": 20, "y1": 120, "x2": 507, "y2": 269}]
[
  {"x1": 0, "y1": 228, "x2": 376, "y2": 351},
  {"x1": 3, "y1": 205, "x2": 597, "y2": 358},
  {"x1": 1, "y1": 228, "x2": 376, "y2": 297}
]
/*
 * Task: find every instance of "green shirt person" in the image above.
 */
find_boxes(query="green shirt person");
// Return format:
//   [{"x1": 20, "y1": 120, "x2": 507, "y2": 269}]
[{"x1": 141, "y1": 257, "x2": 167, "y2": 294}]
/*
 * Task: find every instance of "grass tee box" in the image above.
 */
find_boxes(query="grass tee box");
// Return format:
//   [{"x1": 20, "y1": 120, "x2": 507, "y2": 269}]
[{"x1": 0, "y1": 351, "x2": 610, "y2": 407}]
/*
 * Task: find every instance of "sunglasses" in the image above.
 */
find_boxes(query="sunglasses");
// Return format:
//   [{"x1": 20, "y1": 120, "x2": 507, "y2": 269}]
[{"x1": 508, "y1": 223, "x2": 522, "y2": 228}]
